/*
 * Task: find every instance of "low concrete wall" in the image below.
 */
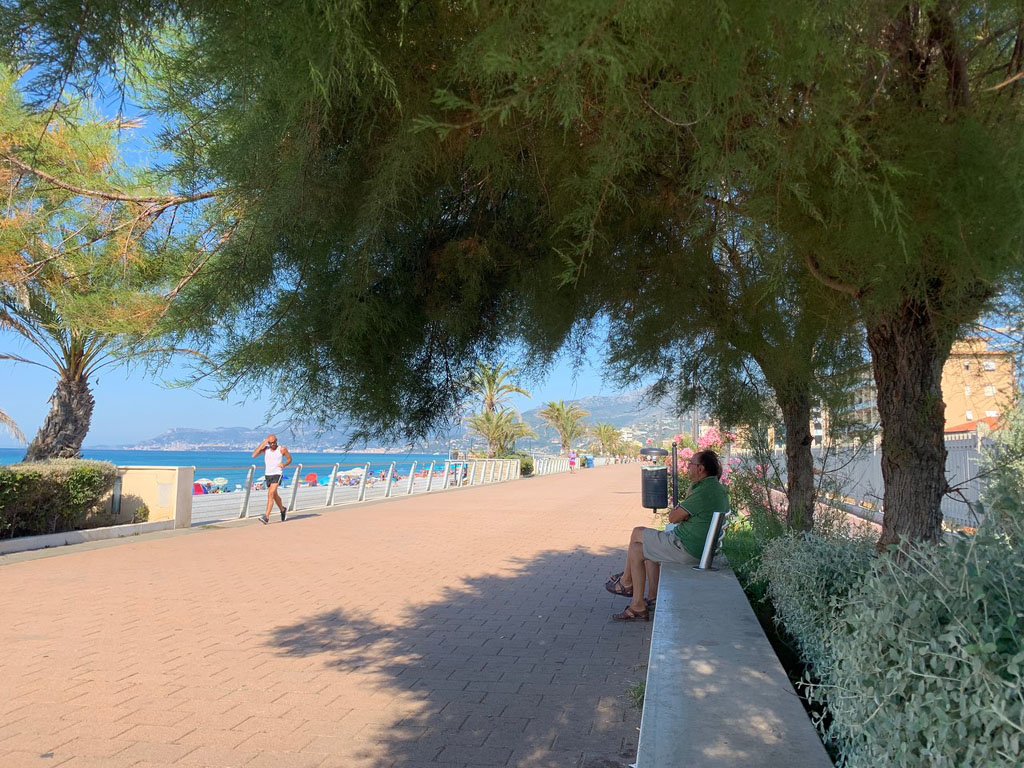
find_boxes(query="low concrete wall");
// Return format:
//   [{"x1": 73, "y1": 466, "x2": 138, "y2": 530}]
[
  {"x1": 115, "y1": 465, "x2": 194, "y2": 529},
  {"x1": 636, "y1": 562, "x2": 833, "y2": 767},
  {"x1": 0, "y1": 465, "x2": 194, "y2": 556},
  {"x1": 0, "y1": 519, "x2": 176, "y2": 556}
]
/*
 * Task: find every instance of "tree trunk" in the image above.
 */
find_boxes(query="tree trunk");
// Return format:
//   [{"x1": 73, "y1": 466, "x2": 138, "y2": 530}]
[
  {"x1": 24, "y1": 374, "x2": 95, "y2": 461},
  {"x1": 866, "y1": 300, "x2": 952, "y2": 551},
  {"x1": 779, "y1": 390, "x2": 815, "y2": 531}
]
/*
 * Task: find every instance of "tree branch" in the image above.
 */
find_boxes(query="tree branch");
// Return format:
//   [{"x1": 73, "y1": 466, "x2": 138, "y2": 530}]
[
  {"x1": 3, "y1": 152, "x2": 217, "y2": 205},
  {"x1": 804, "y1": 251, "x2": 865, "y2": 300}
]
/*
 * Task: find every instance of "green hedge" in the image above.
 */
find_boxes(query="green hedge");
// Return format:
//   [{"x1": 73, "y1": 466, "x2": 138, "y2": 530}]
[
  {"x1": 756, "y1": 531, "x2": 876, "y2": 675},
  {"x1": 500, "y1": 451, "x2": 533, "y2": 477},
  {"x1": 0, "y1": 459, "x2": 118, "y2": 539},
  {"x1": 815, "y1": 523, "x2": 1024, "y2": 768},
  {"x1": 758, "y1": 518, "x2": 1024, "y2": 767}
]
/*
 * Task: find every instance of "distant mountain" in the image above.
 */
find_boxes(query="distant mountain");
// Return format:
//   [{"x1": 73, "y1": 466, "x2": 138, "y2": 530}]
[
  {"x1": 125, "y1": 423, "x2": 356, "y2": 451},
  {"x1": 520, "y1": 389, "x2": 672, "y2": 430},
  {"x1": 123, "y1": 389, "x2": 692, "y2": 451}
]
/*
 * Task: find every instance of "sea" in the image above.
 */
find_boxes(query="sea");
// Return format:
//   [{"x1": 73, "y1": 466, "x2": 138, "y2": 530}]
[{"x1": 0, "y1": 448, "x2": 450, "y2": 490}]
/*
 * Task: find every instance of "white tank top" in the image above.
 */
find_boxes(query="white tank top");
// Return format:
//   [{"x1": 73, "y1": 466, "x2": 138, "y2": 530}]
[{"x1": 264, "y1": 446, "x2": 284, "y2": 475}]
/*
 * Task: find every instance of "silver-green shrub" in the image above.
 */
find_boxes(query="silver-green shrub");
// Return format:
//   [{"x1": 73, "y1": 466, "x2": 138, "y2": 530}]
[
  {"x1": 814, "y1": 523, "x2": 1024, "y2": 768},
  {"x1": 756, "y1": 531, "x2": 876, "y2": 675}
]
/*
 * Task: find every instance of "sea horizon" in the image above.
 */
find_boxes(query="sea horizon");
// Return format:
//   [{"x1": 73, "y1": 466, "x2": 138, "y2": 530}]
[{"x1": 0, "y1": 447, "x2": 462, "y2": 489}]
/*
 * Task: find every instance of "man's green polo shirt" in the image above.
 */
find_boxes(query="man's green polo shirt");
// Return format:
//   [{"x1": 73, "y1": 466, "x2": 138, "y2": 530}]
[{"x1": 674, "y1": 476, "x2": 730, "y2": 558}]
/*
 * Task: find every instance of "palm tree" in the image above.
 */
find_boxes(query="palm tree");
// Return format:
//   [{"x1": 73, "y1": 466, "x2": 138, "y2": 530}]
[
  {"x1": 538, "y1": 400, "x2": 590, "y2": 455},
  {"x1": 471, "y1": 361, "x2": 531, "y2": 412},
  {"x1": 1, "y1": 287, "x2": 116, "y2": 460},
  {"x1": 0, "y1": 407, "x2": 24, "y2": 444},
  {"x1": 466, "y1": 408, "x2": 537, "y2": 457},
  {"x1": 589, "y1": 422, "x2": 621, "y2": 455}
]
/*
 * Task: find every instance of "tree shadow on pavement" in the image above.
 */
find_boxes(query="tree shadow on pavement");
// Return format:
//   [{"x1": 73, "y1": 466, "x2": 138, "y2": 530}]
[{"x1": 267, "y1": 547, "x2": 649, "y2": 768}]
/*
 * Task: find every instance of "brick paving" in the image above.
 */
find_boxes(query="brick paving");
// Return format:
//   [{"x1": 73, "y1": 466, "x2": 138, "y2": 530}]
[{"x1": 0, "y1": 465, "x2": 652, "y2": 768}]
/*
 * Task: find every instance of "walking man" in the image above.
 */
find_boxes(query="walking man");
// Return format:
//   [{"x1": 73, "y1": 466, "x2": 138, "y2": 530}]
[{"x1": 252, "y1": 434, "x2": 292, "y2": 524}]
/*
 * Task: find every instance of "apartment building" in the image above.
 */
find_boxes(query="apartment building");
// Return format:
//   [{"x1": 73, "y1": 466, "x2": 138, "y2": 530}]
[{"x1": 847, "y1": 338, "x2": 1016, "y2": 432}]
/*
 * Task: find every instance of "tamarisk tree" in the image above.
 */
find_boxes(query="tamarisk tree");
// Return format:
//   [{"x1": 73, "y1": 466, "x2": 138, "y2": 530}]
[{"x1": 9, "y1": 1, "x2": 1024, "y2": 548}]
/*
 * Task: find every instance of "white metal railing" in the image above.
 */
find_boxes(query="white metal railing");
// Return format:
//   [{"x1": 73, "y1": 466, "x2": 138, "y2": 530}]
[
  {"x1": 190, "y1": 458, "x2": 522, "y2": 526},
  {"x1": 534, "y1": 457, "x2": 571, "y2": 475}
]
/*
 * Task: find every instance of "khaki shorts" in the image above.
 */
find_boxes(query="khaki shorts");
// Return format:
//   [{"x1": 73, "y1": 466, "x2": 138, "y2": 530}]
[{"x1": 642, "y1": 528, "x2": 700, "y2": 566}]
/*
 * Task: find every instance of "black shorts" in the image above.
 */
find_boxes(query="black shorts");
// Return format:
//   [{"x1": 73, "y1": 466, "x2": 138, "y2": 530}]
[{"x1": 265, "y1": 474, "x2": 282, "y2": 486}]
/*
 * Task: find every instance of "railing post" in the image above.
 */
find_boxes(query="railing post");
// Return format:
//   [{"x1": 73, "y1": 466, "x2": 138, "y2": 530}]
[
  {"x1": 237, "y1": 465, "x2": 256, "y2": 518},
  {"x1": 384, "y1": 462, "x2": 396, "y2": 497},
  {"x1": 326, "y1": 463, "x2": 340, "y2": 506},
  {"x1": 357, "y1": 463, "x2": 370, "y2": 501},
  {"x1": 441, "y1": 461, "x2": 451, "y2": 489},
  {"x1": 406, "y1": 462, "x2": 417, "y2": 494},
  {"x1": 287, "y1": 464, "x2": 303, "y2": 512},
  {"x1": 489, "y1": 460, "x2": 497, "y2": 482},
  {"x1": 426, "y1": 462, "x2": 436, "y2": 491}
]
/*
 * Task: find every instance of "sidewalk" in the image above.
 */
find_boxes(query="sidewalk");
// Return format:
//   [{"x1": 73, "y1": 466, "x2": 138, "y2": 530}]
[{"x1": 0, "y1": 465, "x2": 651, "y2": 768}]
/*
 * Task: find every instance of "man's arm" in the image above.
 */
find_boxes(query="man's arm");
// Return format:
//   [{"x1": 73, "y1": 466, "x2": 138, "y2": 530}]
[
  {"x1": 281, "y1": 447, "x2": 293, "y2": 468},
  {"x1": 251, "y1": 439, "x2": 267, "y2": 458},
  {"x1": 668, "y1": 503, "x2": 692, "y2": 524}
]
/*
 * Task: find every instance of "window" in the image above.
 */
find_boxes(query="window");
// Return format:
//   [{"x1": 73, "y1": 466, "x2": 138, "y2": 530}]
[
  {"x1": 984, "y1": 360, "x2": 997, "y2": 371},
  {"x1": 964, "y1": 385, "x2": 972, "y2": 396},
  {"x1": 966, "y1": 410, "x2": 974, "y2": 421},
  {"x1": 986, "y1": 410, "x2": 998, "y2": 418},
  {"x1": 985, "y1": 385, "x2": 996, "y2": 397}
]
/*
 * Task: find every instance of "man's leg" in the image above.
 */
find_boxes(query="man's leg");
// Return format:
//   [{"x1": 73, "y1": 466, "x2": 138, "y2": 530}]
[
  {"x1": 264, "y1": 482, "x2": 280, "y2": 520},
  {"x1": 625, "y1": 538, "x2": 648, "y2": 614},
  {"x1": 273, "y1": 487, "x2": 286, "y2": 512},
  {"x1": 620, "y1": 526, "x2": 646, "y2": 590},
  {"x1": 646, "y1": 561, "x2": 660, "y2": 601}
]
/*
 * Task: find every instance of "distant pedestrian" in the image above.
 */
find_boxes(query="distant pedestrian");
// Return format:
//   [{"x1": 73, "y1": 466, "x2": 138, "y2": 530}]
[
  {"x1": 252, "y1": 434, "x2": 292, "y2": 524},
  {"x1": 569, "y1": 450, "x2": 577, "y2": 473}
]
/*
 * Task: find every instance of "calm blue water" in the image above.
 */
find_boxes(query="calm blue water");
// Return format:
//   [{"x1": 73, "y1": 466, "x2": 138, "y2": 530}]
[{"x1": 0, "y1": 448, "x2": 450, "y2": 490}]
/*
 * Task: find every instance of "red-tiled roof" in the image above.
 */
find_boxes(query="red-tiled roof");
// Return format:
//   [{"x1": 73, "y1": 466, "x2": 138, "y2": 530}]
[{"x1": 945, "y1": 416, "x2": 1000, "y2": 433}]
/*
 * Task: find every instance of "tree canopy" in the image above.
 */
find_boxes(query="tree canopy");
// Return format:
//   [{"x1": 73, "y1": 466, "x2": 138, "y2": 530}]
[{"x1": 6, "y1": 0, "x2": 1024, "y2": 544}]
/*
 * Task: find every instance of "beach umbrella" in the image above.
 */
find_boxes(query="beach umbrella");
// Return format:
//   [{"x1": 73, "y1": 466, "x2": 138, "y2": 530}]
[
  {"x1": 340, "y1": 467, "x2": 365, "y2": 476},
  {"x1": 212, "y1": 477, "x2": 228, "y2": 486},
  {"x1": 196, "y1": 477, "x2": 213, "y2": 485}
]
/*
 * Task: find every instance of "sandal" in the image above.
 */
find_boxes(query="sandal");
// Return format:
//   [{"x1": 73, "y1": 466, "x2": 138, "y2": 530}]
[
  {"x1": 645, "y1": 597, "x2": 657, "y2": 611},
  {"x1": 608, "y1": 571, "x2": 624, "y2": 583},
  {"x1": 612, "y1": 605, "x2": 650, "y2": 622},
  {"x1": 604, "y1": 575, "x2": 633, "y2": 598}
]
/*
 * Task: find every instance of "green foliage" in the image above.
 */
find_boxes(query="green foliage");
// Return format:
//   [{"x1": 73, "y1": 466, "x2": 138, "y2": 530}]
[
  {"x1": 538, "y1": 400, "x2": 589, "y2": 454},
  {"x1": 626, "y1": 680, "x2": 645, "y2": 711},
  {"x1": 466, "y1": 408, "x2": 536, "y2": 457},
  {"x1": 755, "y1": 532, "x2": 876, "y2": 676},
  {"x1": 725, "y1": 459, "x2": 787, "y2": 543},
  {"x1": 508, "y1": 452, "x2": 533, "y2": 477},
  {"x1": 812, "y1": 525, "x2": 1024, "y2": 768},
  {"x1": 0, "y1": 459, "x2": 117, "y2": 538},
  {"x1": 981, "y1": 403, "x2": 1024, "y2": 539}
]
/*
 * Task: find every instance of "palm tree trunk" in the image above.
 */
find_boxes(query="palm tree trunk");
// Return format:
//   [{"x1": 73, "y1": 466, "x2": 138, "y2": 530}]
[{"x1": 24, "y1": 374, "x2": 95, "y2": 461}]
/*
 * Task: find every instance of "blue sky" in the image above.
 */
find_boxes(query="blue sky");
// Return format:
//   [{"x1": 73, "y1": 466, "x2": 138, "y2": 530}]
[{"x1": 0, "y1": 341, "x2": 622, "y2": 448}]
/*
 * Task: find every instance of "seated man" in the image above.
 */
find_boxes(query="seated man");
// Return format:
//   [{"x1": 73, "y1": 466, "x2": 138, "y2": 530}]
[{"x1": 605, "y1": 449, "x2": 730, "y2": 621}]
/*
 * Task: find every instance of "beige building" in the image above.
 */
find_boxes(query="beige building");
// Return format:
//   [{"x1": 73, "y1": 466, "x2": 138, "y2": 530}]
[
  {"x1": 848, "y1": 338, "x2": 1016, "y2": 432},
  {"x1": 941, "y1": 339, "x2": 1016, "y2": 429}
]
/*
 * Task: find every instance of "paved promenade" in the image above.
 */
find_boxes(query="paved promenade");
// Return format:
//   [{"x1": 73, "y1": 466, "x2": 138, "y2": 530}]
[{"x1": 0, "y1": 465, "x2": 651, "y2": 768}]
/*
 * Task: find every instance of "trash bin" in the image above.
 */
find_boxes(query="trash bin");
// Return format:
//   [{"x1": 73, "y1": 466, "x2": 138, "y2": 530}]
[
  {"x1": 641, "y1": 465, "x2": 668, "y2": 510},
  {"x1": 586, "y1": 456, "x2": 594, "y2": 469}
]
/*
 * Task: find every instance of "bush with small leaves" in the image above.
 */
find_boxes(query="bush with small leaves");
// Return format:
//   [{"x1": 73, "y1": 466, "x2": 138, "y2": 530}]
[
  {"x1": 0, "y1": 459, "x2": 117, "y2": 538},
  {"x1": 812, "y1": 521, "x2": 1024, "y2": 767},
  {"x1": 756, "y1": 531, "x2": 876, "y2": 676}
]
